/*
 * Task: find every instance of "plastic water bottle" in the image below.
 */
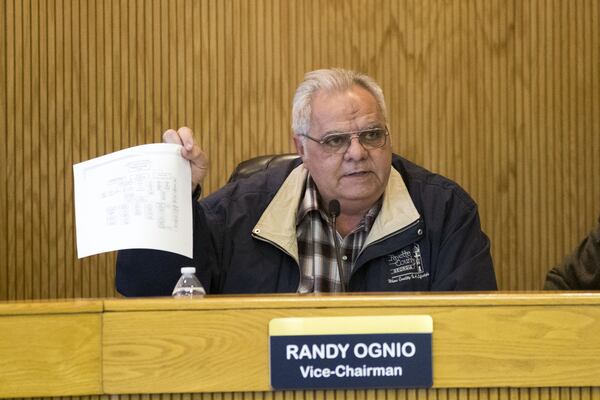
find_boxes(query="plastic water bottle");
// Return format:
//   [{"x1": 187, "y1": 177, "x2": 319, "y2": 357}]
[{"x1": 172, "y1": 267, "x2": 206, "y2": 297}]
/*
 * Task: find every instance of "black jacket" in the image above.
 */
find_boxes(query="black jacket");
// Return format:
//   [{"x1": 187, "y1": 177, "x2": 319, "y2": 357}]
[
  {"x1": 544, "y1": 216, "x2": 600, "y2": 290},
  {"x1": 116, "y1": 155, "x2": 497, "y2": 295}
]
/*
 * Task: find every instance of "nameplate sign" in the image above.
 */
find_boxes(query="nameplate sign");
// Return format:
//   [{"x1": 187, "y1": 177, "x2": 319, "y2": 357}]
[{"x1": 269, "y1": 315, "x2": 433, "y2": 390}]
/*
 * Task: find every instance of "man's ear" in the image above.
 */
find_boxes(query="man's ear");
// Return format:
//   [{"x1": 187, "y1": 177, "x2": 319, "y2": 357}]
[{"x1": 293, "y1": 135, "x2": 306, "y2": 160}]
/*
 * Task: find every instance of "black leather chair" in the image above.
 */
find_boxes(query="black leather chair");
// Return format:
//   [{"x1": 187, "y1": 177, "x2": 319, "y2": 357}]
[{"x1": 227, "y1": 153, "x2": 299, "y2": 183}]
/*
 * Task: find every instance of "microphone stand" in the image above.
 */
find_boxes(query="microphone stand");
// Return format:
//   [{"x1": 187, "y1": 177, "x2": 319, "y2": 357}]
[{"x1": 328, "y1": 200, "x2": 346, "y2": 292}]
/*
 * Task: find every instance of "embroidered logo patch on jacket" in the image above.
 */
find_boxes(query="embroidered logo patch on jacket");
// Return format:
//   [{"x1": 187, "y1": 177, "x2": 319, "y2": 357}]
[{"x1": 386, "y1": 244, "x2": 429, "y2": 284}]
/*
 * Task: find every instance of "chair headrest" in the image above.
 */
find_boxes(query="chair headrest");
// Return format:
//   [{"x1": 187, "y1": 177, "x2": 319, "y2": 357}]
[{"x1": 227, "y1": 154, "x2": 300, "y2": 183}]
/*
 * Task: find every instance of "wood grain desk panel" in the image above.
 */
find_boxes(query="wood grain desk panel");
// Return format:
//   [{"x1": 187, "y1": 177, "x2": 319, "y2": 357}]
[
  {"x1": 0, "y1": 300, "x2": 103, "y2": 398},
  {"x1": 102, "y1": 293, "x2": 600, "y2": 393},
  {"x1": 1, "y1": 294, "x2": 600, "y2": 399}
]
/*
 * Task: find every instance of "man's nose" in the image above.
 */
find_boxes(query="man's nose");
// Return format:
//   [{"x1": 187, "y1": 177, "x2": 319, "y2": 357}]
[{"x1": 344, "y1": 135, "x2": 368, "y2": 159}]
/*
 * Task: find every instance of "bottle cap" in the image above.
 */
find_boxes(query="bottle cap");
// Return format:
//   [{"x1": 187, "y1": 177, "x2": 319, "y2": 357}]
[{"x1": 181, "y1": 267, "x2": 196, "y2": 274}]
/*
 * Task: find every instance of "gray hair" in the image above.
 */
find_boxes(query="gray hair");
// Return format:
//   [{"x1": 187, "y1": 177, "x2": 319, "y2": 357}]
[{"x1": 291, "y1": 68, "x2": 388, "y2": 136}]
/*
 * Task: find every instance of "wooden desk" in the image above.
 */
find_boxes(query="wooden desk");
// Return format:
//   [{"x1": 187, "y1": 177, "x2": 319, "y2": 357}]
[
  {"x1": 0, "y1": 299, "x2": 103, "y2": 398},
  {"x1": 1, "y1": 293, "x2": 600, "y2": 399}
]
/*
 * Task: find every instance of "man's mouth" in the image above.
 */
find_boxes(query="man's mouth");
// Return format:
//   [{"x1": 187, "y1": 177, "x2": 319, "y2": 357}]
[{"x1": 344, "y1": 171, "x2": 370, "y2": 177}]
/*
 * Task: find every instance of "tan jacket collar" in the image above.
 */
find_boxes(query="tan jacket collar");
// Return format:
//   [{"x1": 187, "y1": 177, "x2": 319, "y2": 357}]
[
  {"x1": 364, "y1": 167, "x2": 420, "y2": 248},
  {"x1": 252, "y1": 165, "x2": 420, "y2": 263},
  {"x1": 252, "y1": 165, "x2": 307, "y2": 264}
]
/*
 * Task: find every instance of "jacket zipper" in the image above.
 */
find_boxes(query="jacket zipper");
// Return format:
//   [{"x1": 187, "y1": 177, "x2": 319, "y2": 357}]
[
  {"x1": 252, "y1": 219, "x2": 421, "y2": 293},
  {"x1": 363, "y1": 218, "x2": 421, "y2": 250},
  {"x1": 251, "y1": 232, "x2": 302, "y2": 292},
  {"x1": 351, "y1": 218, "x2": 422, "y2": 279}
]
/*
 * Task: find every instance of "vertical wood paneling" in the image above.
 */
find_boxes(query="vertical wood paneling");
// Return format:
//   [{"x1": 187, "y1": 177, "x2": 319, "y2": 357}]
[
  {"x1": 594, "y1": 0, "x2": 600, "y2": 216},
  {"x1": 37, "y1": 0, "x2": 48, "y2": 299},
  {"x1": 63, "y1": 0, "x2": 73, "y2": 297},
  {"x1": 7, "y1": 2, "x2": 23, "y2": 296},
  {"x1": 47, "y1": 0, "x2": 57, "y2": 298},
  {"x1": 0, "y1": 0, "x2": 599, "y2": 300},
  {"x1": 77, "y1": 0, "x2": 87, "y2": 298},
  {"x1": 70, "y1": 0, "x2": 81, "y2": 297},
  {"x1": 12, "y1": 387, "x2": 600, "y2": 400},
  {"x1": 0, "y1": 0, "x2": 8, "y2": 299}
]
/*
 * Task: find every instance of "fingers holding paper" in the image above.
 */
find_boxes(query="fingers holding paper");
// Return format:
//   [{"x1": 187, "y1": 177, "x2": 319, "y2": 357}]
[{"x1": 163, "y1": 127, "x2": 209, "y2": 189}]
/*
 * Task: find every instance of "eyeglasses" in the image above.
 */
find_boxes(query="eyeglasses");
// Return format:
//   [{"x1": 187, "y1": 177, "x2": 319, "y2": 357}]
[{"x1": 300, "y1": 127, "x2": 389, "y2": 154}]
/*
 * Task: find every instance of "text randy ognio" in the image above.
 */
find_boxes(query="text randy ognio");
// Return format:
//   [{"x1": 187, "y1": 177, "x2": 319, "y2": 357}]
[{"x1": 286, "y1": 342, "x2": 416, "y2": 360}]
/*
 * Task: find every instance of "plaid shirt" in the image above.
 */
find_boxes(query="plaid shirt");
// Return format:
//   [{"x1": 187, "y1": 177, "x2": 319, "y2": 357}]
[{"x1": 296, "y1": 176, "x2": 382, "y2": 293}]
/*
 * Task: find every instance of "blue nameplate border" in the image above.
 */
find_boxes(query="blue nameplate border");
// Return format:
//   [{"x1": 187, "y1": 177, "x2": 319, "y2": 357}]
[{"x1": 269, "y1": 315, "x2": 433, "y2": 390}]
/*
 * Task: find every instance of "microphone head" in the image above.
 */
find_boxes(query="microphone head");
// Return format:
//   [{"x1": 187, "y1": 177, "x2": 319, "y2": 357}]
[{"x1": 328, "y1": 199, "x2": 341, "y2": 217}]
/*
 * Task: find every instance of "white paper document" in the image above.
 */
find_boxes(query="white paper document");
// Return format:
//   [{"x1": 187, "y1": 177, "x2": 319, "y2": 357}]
[{"x1": 73, "y1": 143, "x2": 193, "y2": 259}]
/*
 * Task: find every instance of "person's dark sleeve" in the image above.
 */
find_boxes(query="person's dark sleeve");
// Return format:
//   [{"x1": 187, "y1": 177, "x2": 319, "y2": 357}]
[
  {"x1": 544, "y1": 217, "x2": 600, "y2": 290},
  {"x1": 116, "y1": 201, "x2": 223, "y2": 297},
  {"x1": 115, "y1": 249, "x2": 194, "y2": 296},
  {"x1": 431, "y1": 202, "x2": 497, "y2": 291}
]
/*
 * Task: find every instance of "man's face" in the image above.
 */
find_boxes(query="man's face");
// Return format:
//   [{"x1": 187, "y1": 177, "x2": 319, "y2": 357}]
[{"x1": 293, "y1": 85, "x2": 392, "y2": 215}]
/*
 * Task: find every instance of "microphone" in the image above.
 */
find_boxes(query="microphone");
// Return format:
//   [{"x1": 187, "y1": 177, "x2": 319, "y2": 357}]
[{"x1": 328, "y1": 200, "x2": 346, "y2": 292}]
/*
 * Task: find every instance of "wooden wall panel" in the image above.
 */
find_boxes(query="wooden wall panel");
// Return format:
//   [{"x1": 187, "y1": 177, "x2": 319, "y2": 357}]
[
  {"x1": 121, "y1": 389, "x2": 600, "y2": 400},
  {"x1": 7, "y1": 389, "x2": 600, "y2": 400},
  {"x1": 0, "y1": 0, "x2": 599, "y2": 299}
]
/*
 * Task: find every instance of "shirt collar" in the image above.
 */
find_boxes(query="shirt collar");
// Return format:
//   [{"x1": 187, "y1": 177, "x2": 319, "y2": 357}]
[
  {"x1": 296, "y1": 174, "x2": 382, "y2": 234},
  {"x1": 296, "y1": 175, "x2": 325, "y2": 224}
]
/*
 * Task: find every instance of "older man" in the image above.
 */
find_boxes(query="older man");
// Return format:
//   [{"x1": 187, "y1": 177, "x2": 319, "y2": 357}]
[{"x1": 116, "y1": 68, "x2": 497, "y2": 295}]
